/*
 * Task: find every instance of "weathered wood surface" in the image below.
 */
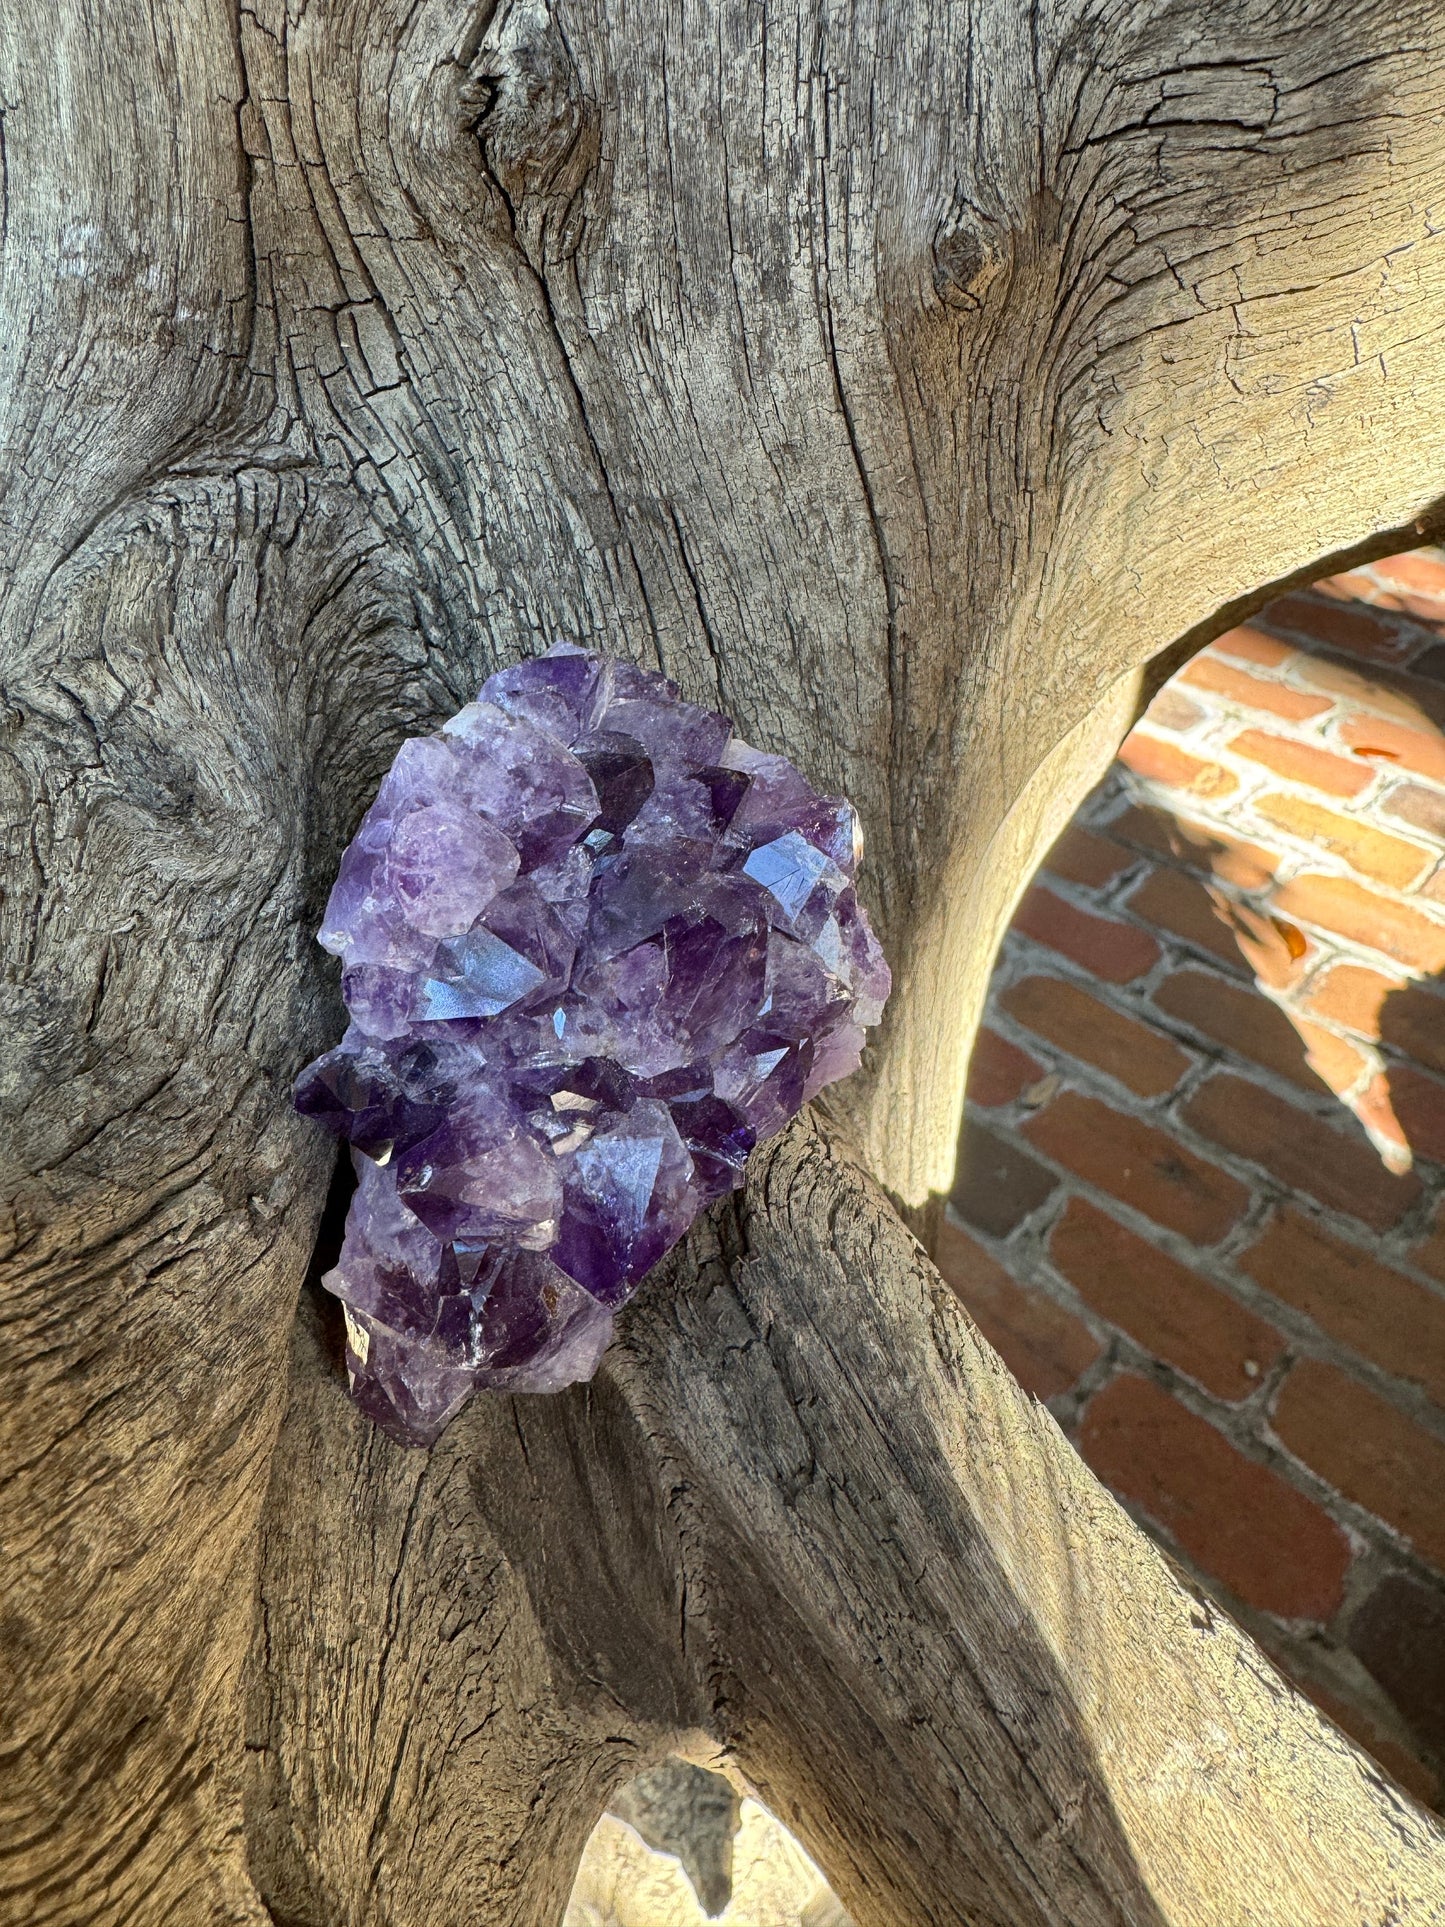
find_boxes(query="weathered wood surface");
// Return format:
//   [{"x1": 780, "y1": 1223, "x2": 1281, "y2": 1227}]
[
  {"x1": 248, "y1": 1118, "x2": 1445, "y2": 1927},
  {"x1": 3, "y1": 0, "x2": 1445, "y2": 1919}
]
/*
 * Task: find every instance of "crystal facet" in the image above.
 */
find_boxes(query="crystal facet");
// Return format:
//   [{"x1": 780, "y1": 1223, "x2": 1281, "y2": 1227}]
[{"x1": 295, "y1": 644, "x2": 889, "y2": 1445}]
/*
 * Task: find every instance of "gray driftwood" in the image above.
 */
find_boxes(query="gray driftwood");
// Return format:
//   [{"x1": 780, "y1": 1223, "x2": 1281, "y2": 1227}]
[{"x1": 3, "y1": 0, "x2": 1445, "y2": 1920}]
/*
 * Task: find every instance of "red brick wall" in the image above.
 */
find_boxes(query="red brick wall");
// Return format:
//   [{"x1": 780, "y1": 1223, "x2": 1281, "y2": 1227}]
[{"x1": 941, "y1": 551, "x2": 1445, "y2": 1808}]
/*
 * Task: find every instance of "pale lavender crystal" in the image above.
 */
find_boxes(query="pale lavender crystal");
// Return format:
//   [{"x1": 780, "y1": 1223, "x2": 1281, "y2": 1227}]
[{"x1": 295, "y1": 644, "x2": 890, "y2": 1446}]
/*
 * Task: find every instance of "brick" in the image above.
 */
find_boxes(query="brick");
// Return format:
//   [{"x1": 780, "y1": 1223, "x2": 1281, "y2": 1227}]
[
  {"x1": 1228, "y1": 729, "x2": 1373, "y2": 798},
  {"x1": 1241, "y1": 1209, "x2": 1445, "y2": 1406},
  {"x1": 1292, "y1": 1670, "x2": 1442, "y2": 1807},
  {"x1": 1125, "y1": 867, "x2": 1249, "y2": 971},
  {"x1": 1349, "y1": 1573, "x2": 1445, "y2": 1760},
  {"x1": 1352, "y1": 1076, "x2": 1412, "y2": 1172},
  {"x1": 1273, "y1": 1359, "x2": 1445, "y2": 1569},
  {"x1": 1000, "y1": 975, "x2": 1190, "y2": 1098},
  {"x1": 1102, "y1": 805, "x2": 1279, "y2": 892},
  {"x1": 1051, "y1": 1197, "x2": 1283, "y2": 1399},
  {"x1": 1339, "y1": 715, "x2": 1445, "y2": 786},
  {"x1": 1182, "y1": 1072, "x2": 1421, "y2": 1230},
  {"x1": 1302, "y1": 962, "x2": 1406, "y2": 1040},
  {"x1": 1271, "y1": 874, "x2": 1445, "y2": 973},
  {"x1": 1179, "y1": 655, "x2": 1332, "y2": 723},
  {"x1": 966, "y1": 1027, "x2": 1043, "y2": 1108},
  {"x1": 1317, "y1": 569, "x2": 1394, "y2": 606},
  {"x1": 1118, "y1": 810, "x2": 1280, "y2": 892},
  {"x1": 1188, "y1": 832, "x2": 1281, "y2": 892},
  {"x1": 1383, "y1": 781, "x2": 1445, "y2": 841},
  {"x1": 1380, "y1": 591, "x2": 1445, "y2": 631},
  {"x1": 1212, "y1": 624, "x2": 1295, "y2": 669},
  {"x1": 1382, "y1": 1066, "x2": 1445, "y2": 1166},
  {"x1": 950, "y1": 1116, "x2": 1060, "y2": 1238},
  {"x1": 1098, "y1": 802, "x2": 1184, "y2": 861},
  {"x1": 1146, "y1": 688, "x2": 1209, "y2": 734},
  {"x1": 1266, "y1": 592, "x2": 1405, "y2": 663},
  {"x1": 934, "y1": 1218, "x2": 1101, "y2": 1400},
  {"x1": 1119, "y1": 732, "x2": 1238, "y2": 798},
  {"x1": 1022, "y1": 1091, "x2": 1248, "y2": 1243},
  {"x1": 1153, "y1": 967, "x2": 1321, "y2": 1091},
  {"x1": 1360, "y1": 1741, "x2": 1441, "y2": 1809},
  {"x1": 1043, "y1": 823, "x2": 1136, "y2": 888},
  {"x1": 1374, "y1": 980, "x2": 1445, "y2": 1076},
  {"x1": 1250, "y1": 792, "x2": 1432, "y2": 891},
  {"x1": 1413, "y1": 1202, "x2": 1445, "y2": 1286},
  {"x1": 1226, "y1": 900, "x2": 1314, "y2": 992},
  {"x1": 1079, "y1": 1374, "x2": 1351, "y2": 1619},
  {"x1": 1010, "y1": 885, "x2": 1161, "y2": 984},
  {"x1": 1290, "y1": 653, "x2": 1445, "y2": 729},
  {"x1": 1290, "y1": 1018, "x2": 1370, "y2": 1097},
  {"x1": 1370, "y1": 549, "x2": 1445, "y2": 609},
  {"x1": 1302, "y1": 655, "x2": 1445, "y2": 730}
]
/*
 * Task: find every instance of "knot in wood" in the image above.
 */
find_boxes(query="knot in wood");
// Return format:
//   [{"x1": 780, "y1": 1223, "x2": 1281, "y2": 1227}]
[
  {"x1": 931, "y1": 220, "x2": 1003, "y2": 313},
  {"x1": 466, "y1": 0, "x2": 599, "y2": 265}
]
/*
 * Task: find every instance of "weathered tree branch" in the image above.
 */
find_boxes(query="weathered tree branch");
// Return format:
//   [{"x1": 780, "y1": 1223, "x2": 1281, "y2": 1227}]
[
  {"x1": 248, "y1": 1120, "x2": 1445, "y2": 1925},
  {"x1": 627, "y1": 1121, "x2": 1445, "y2": 1925},
  {"x1": 5, "y1": 0, "x2": 1445, "y2": 1918}
]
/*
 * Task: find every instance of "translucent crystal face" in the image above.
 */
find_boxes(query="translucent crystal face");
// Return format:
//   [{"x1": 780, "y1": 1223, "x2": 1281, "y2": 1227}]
[{"x1": 295, "y1": 645, "x2": 890, "y2": 1446}]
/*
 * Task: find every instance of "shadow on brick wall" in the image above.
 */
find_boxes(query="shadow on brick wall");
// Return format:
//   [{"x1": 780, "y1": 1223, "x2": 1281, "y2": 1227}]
[{"x1": 942, "y1": 550, "x2": 1445, "y2": 1809}]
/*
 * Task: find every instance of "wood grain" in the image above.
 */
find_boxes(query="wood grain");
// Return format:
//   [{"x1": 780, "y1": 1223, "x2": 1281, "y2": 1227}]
[{"x1": 3, "y1": 0, "x2": 1445, "y2": 1917}]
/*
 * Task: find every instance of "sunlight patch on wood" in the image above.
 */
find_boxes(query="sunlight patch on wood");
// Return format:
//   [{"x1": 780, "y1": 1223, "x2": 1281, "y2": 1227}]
[{"x1": 567, "y1": 1798, "x2": 853, "y2": 1927}]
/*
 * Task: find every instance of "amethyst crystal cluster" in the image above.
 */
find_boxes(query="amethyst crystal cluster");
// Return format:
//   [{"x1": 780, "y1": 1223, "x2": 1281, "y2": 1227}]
[{"x1": 295, "y1": 645, "x2": 889, "y2": 1445}]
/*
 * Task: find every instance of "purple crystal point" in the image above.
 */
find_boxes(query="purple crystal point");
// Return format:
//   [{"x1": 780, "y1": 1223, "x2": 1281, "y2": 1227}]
[
  {"x1": 571, "y1": 730, "x2": 656, "y2": 832},
  {"x1": 296, "y1": 644, "x2": 889, "y2": 1445}
]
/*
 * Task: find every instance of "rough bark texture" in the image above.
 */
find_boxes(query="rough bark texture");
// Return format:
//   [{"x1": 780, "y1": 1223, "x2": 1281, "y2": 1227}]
[{"x1": 3, "y1": 0, "x2": 1445, "y2": 1920}]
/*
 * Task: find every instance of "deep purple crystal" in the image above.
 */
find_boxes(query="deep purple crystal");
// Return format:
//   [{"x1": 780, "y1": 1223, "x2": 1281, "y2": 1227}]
[{"x1": 296, "y1": 645, "x2": 889, "y2": 1446}]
